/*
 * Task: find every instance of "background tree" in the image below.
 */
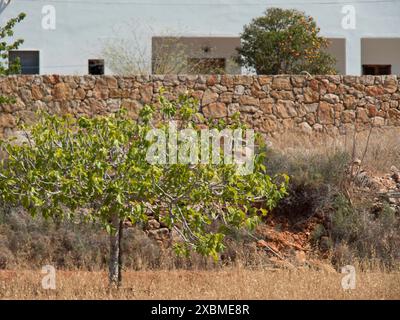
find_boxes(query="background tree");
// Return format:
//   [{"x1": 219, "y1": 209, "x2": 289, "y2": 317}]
[
  {"x1": 100, "y1": 23, "x2": 205, "y2": 75},
  {"x1": 236, "y1": 8, "x2": 336, "y2": 75},
  {"x1": 0, "y1": 92, "x2": 288, "y2": 286},
  {"x1": 0, "y1": 12, "x2": 26, "y2": 104},
  {"x1": 102, "y1": 35, "x2": 191, "y2": 75}
]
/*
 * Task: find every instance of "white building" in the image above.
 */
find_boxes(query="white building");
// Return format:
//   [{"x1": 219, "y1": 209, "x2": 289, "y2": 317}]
[{"x1": 0, "y1": 0, "x2": 399, "y2": 75}]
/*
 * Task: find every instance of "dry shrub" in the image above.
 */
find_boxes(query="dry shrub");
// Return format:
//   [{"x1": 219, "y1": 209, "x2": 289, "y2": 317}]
[
  {"x1": 0, "y1": 247, "x2": 14, "y2": 269},
  {"x1": 0, "y1": 206, "x2": 109, "y2": 270},
  {"x1": 0, "y1": 205, "x2": 262, "y2": 271},
  {"x1": 329, "y1": 196, "x2": 400, "y2": 269}
]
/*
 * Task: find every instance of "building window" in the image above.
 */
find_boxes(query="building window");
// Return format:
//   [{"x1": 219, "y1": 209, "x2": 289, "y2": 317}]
[
  {"x1": 88, "y1": 59, "x2": 104, "y2": 75},
  {"x1": 187, "y1": 58, "x2": 226, "y2": 74},
  {"x1": 9, "y1": 50, "x2": 40, "y2": 74},
  {"x1": 362, "y1": 64, "x2": 391, "y2": 75}
]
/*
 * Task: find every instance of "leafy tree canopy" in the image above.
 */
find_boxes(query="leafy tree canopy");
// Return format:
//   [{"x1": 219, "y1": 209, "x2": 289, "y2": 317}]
[
  {"x1": 0, "y1": 92, "x2": 288, "y2": 285},
  {"x1": 236, "y1": 8, "x2": 336, "y2": 75},
  {"x1": 0, "y1": 12, "x2": 26, "y2": 76},
  {"x1": 0, "y1": 12, "x2": 26, "y2": 105}
]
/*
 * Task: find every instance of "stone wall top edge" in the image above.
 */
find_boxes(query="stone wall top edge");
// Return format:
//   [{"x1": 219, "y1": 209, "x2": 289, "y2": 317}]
[{"x1": 0, "y1": 74, "x2": 398, "y2": 79}]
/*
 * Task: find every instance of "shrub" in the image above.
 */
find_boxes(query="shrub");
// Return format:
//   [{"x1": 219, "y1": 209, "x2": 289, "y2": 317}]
[
  {"x1": 264, "y1": 147, "x2": 350, "y2": 221},
  {"x1": 264, "y1": 139, "x2": 399, "y2": 270},
  {"x1": 330, "y1": 196, "x2": 400, "y2": 269}
]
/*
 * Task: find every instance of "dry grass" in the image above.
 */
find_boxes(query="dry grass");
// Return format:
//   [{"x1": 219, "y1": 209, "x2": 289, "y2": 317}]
[
  {"x1": 1, "y1": 268, "x2": 399, "y2": 300},
  {"x1": 268, "y1": 127, "x2": 400, "y2": 174}
]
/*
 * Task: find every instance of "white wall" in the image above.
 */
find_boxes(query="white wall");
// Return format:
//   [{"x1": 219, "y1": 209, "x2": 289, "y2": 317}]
[{"x1": 1, "y1": 0, "x2": 400, "y2": 75}]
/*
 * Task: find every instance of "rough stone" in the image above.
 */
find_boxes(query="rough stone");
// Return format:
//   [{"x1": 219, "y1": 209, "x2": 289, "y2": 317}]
[
  {"x1": 366, "y1": 86, "x2": 384, "y2": 97},
  {"x1": 318, "y1": 102, "x2": 334, "y2": 124},
  {"x1": 74, "y1": 88, "x2": 86, "y2": 100},
  {"x1": 299, "y1": 122, "x2": 313, "y2": 134},
  {"x1": 322, "y1": 93, "x2": 340, "y2": 104},
  {"x1": 240, "y1": 105, "x2": 259, "y2": 113},
  {"x1": 53, "y1": 83, "x2": 71, "y2": 101},
  {"x1": 261, "y1": 116, "x2": 278, "y2": 132},
  {"x1": 303, "y1": 87, "x2": 319, "y2": 103},
  {"x1": 140, "y1": 84, "x2": 153, "y2": 103},
  {"x1": 121, "y1": 100, "x2": 142, "y2": 119},
  {"x1": 275, "y1": 100, "x2": 297, "y2": 118},
  {"x1": 291, "y1": 76, "x2": 306, "y2": 87},
  {"x1": 260, "y1": 99, "x2": 273, "y2": 114},
  {"x1": 343, "y1": 95, "x2": 357, "y2": 109},
  {"x1": 304, "y1": 103, "x2": 318, "y2": 114},
  {"x1": 272, "y1": 77, "x2": 292, "y2": 90},
  {"x1": 203, "y1": 102, "x2": 227, "y2": 118},
  {"x1": 0, "y1": 113, "x2": 16, "y2": 128},
  {"x1": 31, "y1": 85, "x2": 44, "y2": 100},
  {"x1": 341, "y1": 110, "x2": 356, "y2": 123},
  {"x1": 239, "y1": 95, "x2": 259, "y2": 106},
  {"x1": 258, "y1": 76, "x2": 272, "y2": 86},
  {"x1": 202, "y1": 89, "x2": 219, "y2": 105},
  {"x1": 372, "y1": 116, "x2": 385, "y2": 127},
  {"x1": 383, "y1": 76, "x2": 397, "y2": 94},
  {"x1": 271, "y1": 90, "x2": 294, "y2": 100},
  {"x1": 220, "y1": 92, "x2": 233, "y2": 103},
  {"x1": 234, "y1": 85, "x2": 245, "y2": 95},
  {"x1": 356, "y1": 108, "x2": 370, "y2": 123}
]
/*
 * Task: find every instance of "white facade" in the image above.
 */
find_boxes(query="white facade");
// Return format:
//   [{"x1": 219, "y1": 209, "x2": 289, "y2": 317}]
[{"x1": 0, "y1": 0, "x2": 400, "y2": 75}]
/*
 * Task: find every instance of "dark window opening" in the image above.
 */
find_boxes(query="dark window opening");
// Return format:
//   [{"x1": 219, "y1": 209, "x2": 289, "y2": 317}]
[
  {"x1": 89, "y1": 59, "x2": 105, "y2": 75},
  {"x1": 362, "y1": 64, "x2": 391, "y2": 75},
  {"x1": 9, "y1": 50, "x2": 40, "y2": 75},
  {"x1": 187, "y1": 58, "x2": 226, "y2": 74}
]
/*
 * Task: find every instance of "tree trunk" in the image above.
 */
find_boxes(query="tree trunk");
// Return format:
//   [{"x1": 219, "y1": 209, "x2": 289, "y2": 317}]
[
  {"x1": 118, "y1": 220, "x2": 123, "y2": 284},
  {"x1": 109, "y1": 213, "x2": 123, "y2": 287}
]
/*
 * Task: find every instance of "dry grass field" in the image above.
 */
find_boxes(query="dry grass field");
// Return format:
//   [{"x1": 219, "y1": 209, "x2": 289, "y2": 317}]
[{"x1": 1, "y1": 268, "x2": 399, "y2": 300}]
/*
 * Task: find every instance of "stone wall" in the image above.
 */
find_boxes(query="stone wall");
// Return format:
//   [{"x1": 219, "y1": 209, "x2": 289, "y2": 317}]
[{"x1": 1, "y1": 74, "x2": 400, "y2": 138}]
